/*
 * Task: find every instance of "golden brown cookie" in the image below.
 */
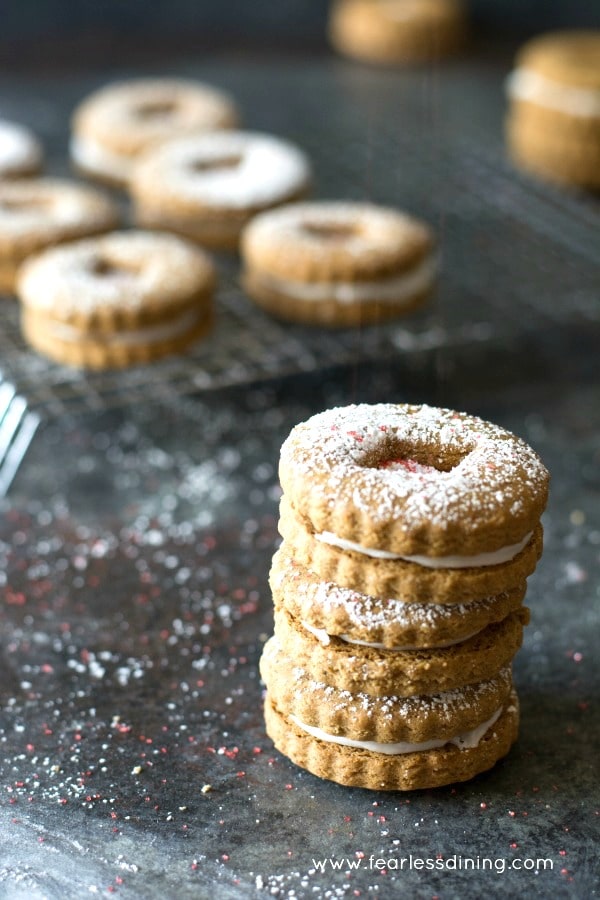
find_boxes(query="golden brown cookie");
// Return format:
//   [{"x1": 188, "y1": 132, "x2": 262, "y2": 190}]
[
  {"x1": 261, "y1": 635, "x2": 513, "y2": 743},
  {"x1": 273, "y1": 605, "x2": 528, "y2": 697},
  {"x1": 506, "y1": 31, "x2": 600, "y2": 189},
  {"x1": 241, "y1": 201, "x2": 435, "y2": 327},
  {"x1": 17, "y1": 230, "x2": 215, "y2": 369},
  {"x1": 279, "y1": 404, "x2": 549, "y2": 556},
  {"x1": 270, "y1": 545, "x2": 528, "y2": 648},
  {"x1": 0, "y1": 178, "x2": 119, "y2": 294},
  {"x1": 329, "y1": 0, "x2": 467, "y2": 66},
  {"x1": 278, "y1": 499, "x2": 543, "y2": 604},
  {"x1": 264, "y1": 689, "x2": 519, "y2": 791},
  {"x1": 131, "y1": 131, "x2": 312, "y2": 251},
  {"x1": 0, "y1": 120, "x2": 43, "y2": 180},
  {"x1": 70, "y1": 78, "x2": 239, "y2": 189}
]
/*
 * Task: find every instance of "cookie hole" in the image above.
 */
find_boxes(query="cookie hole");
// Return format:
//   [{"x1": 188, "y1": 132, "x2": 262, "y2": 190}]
[
  {"x1": 362, "y1": 440, "x2": 470, "y2": 473},
  {"x1": 88, "y1": 256, "x2": 137, "y2": 279},
  {"x1": 134, "y1": 100, "x2": 178, "y2": 119},
  {"x1": 302, "y1": 222, "x2": 358, "y2": 242},
  {"x1": 189, "y1": 154, "x2": 243, "y2": 173}
]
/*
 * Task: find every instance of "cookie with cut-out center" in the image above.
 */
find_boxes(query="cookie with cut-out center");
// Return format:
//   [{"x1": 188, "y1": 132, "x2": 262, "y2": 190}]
[
  {"x1": 131, "y1": 131, "x2": 312, "y2": 251},
  {"x1": 241, "y1": 201, "x2": 435, "y2": 327},
  {"x1": 71, "y1": 78, "x2": 239, "y2": 189},
  {"x1": 17, "y1": 230, "x2": 215, "y2": 369},
  {"x1": 279, "y1": 404, "x2": 549, "y2": 557},
  {"x1": 0, "y1": 178, "x2": 119, "y2": 294}
]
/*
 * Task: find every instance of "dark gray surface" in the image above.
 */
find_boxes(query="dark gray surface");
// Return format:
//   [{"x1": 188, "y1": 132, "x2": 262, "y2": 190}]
[
  {"x1": 0, "y1": 50, "x2": 599, "y2": 900},
  {"x1": 1, "y1": 0, "x2": 598, "y2": 47}
]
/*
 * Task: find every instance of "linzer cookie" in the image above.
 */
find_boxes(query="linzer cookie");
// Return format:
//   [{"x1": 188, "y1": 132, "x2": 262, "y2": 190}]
[
  {"x1": 264, "y1": 690, "x2": 519, "y2": 792},
  {"x1": 270, "y1": 546, "x2": 528, "y2": 650},
  {"x1": 260, "y1": 402, "x2": 549, "y2": 790},
  {"x1": 261, "y1": 638, "x2": 514, "y2": 746},
  {"x1": 273, "y1": 604, "x2": 528, "y2": 697},
  {"x1": 0, "y1": 178, "x2": 119, "y2": 294},
  {"x1": 329, "y1": 0, "x2": 467, "y2": 66},
  {"x1": 70, "y1": 78, "x2": 239, "y2": 189},
  {"x1": 241, "y1": 202, "x2": 435, "y2": 327},
  {"x1": 278, "y1": 495, "x2": 543, "y2": 603},
  {"x1": 17, "y1": 230, "x2": 215, "y2": 369},
  {"x1": 131, "y1": 131, "x2": 312, "y2": 251},
  {"x1": 506, "y1": 31, "x2": 600, "y2": 189},
  {"x1": 0, "y1": 120, "x2": 43, "y2": 180}
]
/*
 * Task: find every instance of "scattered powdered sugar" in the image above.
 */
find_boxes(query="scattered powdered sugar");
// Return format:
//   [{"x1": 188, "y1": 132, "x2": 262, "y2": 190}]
[{"x1": 280, "y1": 403, "x2": 549, "y2": 537}]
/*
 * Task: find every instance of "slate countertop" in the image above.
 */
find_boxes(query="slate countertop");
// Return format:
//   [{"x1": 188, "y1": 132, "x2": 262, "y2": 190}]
[{"x1": 0, "y1": 45, "x2": 598, "y2": 900}]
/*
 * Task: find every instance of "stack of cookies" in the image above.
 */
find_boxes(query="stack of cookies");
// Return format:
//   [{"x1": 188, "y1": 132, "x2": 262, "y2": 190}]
[{"x1": 260, "y1": 403, "x2": 549, "y2": 790}]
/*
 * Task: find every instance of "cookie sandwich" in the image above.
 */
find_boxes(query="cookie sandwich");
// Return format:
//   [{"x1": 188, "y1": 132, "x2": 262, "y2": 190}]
[
  {"x1": 241, "y1": 202, "x2": 436, "y2": 327},
  {"x1": 0, "y1": 177, "x2": 119, "y2": 294},
  {"x1": 506, "y1": 30, "x2": 600, "y2": 189},
  {"x1": 131, "y1": 131, "x2": 312, "y2": 251},
  {"x1": 17, "y1": 230, "x2": 215, "y2": 369}
]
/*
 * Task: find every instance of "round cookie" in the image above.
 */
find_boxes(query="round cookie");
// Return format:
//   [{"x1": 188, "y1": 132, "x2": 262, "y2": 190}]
[
  {"x1": 273, "y1": 605, "x2": 528, "y2": 697},
  {"x1": 261, "y1": 636, "x2": 513, "y2": 744},
  {"x1": 131, "y1": 131, "x2": 312, "y2": 251},
  {"x1": 329, "y1": 0, "x2": 467, "y2": 66},
  {"x1": 270, "y1": 545, "x2": 528, "y2": 649},
  {"x1": 71, "y1": 78, "x2": 239, "y2": 189},
  {"x1": 506, "y1": 31, "x2": 600, "y2": 189},
  {"x1": 241, "y1": 201, "x2": 435, "y2": 327},
  {"x1": 0, "y1": 120, "x2": 43, "y2": 179},
  {"x1": 279, "y1": 404, "x2": 550, "y2": 557},
  {"x1": 278, "y1": 497, "x2": 543, "y2": 604},
  {"x1": 0, "y1": 178, "x2": 119, "y2": 294},
  {"x1": 264, "y1": 689, "x2": 519, "y2": 791},
  {"x1": 17, "y1": 230, "x2": 215, "y2": 369}
]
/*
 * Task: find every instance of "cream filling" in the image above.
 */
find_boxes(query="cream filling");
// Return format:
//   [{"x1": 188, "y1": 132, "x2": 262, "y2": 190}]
[
  {"x1": 301, "y1": 620, "x2": 482, "y2": 650},
  {"x1": 70, "y1": 135, "x2": 132, "y2": 181},
  {"x1": 255, "y1": 253, "x2": 437, "y2": 305},
  {"x1": 46, "y1": 307, "x2": 204, "y2": 347},
  {"x1": 290, "y1": 707, "x2": 503, "y2": 755},
  {"x1": 314, "y1": 530, "x2": 532, "y2": 569},
  {"x1": 507, "y1": 68, "x2": 600, "y2": 117}
]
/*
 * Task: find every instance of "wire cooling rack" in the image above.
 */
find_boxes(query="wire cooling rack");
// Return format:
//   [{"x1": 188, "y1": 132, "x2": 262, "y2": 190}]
[{"x1": 0, "y1": 54, "x2": 598, "y2": 417}]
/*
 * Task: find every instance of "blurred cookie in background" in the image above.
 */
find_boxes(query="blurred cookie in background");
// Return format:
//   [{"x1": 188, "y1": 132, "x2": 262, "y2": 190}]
[
  {"x1": 506, "y1": 31, "x2": 600, "y2": 190},
  {"x1": 0, "y1": 120, "x2": 43, "y2": 180},
  {"x1": 329, "y1": 0, "x2": 467, "y2": 65},
  {"x1": 0, "y1": 178, "x2": 119, "y2": 294},
  {"x1": 241, "y1": 201, "x2": 436, "y2": 327},
  {"x1": 17, "y1": 231, "x2": 216, "y2": 369},
  {"x1": 131, "y1": 131, "x2": 312, "y2": 251},
  {"x1": 70, "y1": 78, "x2": 239, "y2": 189}
]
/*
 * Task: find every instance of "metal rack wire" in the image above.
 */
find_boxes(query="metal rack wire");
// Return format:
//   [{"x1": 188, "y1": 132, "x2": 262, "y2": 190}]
[{"x1": 0, "y1": 58, "x2": 598, "y2": 418}]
